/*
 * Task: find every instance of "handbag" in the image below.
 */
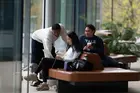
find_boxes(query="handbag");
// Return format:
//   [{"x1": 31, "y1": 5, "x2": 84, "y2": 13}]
[{"x1": 64, "y1": 59, "x2": 93, "y2": 71}]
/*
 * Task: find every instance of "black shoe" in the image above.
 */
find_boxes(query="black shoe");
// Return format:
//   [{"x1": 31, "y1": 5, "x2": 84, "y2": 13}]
[
  {"x1": 118, "y1": 62, "x2": 128, "y2": 69},
  {"x1": 31, "y1": 80, "x2": 43, "y2": 87}
]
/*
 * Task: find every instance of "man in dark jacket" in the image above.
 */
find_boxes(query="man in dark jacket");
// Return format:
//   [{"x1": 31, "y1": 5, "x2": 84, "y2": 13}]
[{"x1": 79, "y1": 24, "x2": 119, "y2": 67}]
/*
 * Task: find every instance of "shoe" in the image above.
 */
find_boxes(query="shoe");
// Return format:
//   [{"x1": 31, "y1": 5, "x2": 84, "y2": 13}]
[
  {"x1": 36, "y1": 83, "x2": 49, "y2": 91},
  {"x1": 24, "y1": 73, "x2": 38, "y2": 81},
  {"x1": 118, "y1": 62, "x2": 128, "y2": 69},
  {"x1": 31, "y1": 80, "x2": 43, "y2": 87},
  {"x1": 49, "y1": 85, "x2": 57, "y2": 91}
]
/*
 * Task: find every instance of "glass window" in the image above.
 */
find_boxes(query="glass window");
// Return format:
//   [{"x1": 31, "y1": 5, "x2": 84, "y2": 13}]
[
  {"x1": 101, "y1": 0, "x2": 140, "y2": 31},
  {"x1": 22, "y1": 0, "x2": 44, "y2": 67},
  {"x1": 30, "y1": 0, "x2": 44, "y2": 32},
  {"x1": 87, "y1": 0, "x2": 101, "y2": 30},
  {"x1": 53, "y1": 0, "x2": 75, "y2": 52},
  {"x1": 46, "y1": 0, "x2": 101, "y2": 51},
  {"x1": 54, "y1": 0, "x2": 75, "y2": 31},
  {"x1": 0, "y1": 0, "x2": 23, "y2": 93},
  {"x1": 22, "y1": 0, "x2": 44, "y2": 93},
  {"x1": 102, "y1": 0, "x2": 112, "y2": 24},
  {"x1": 75, "y1": 0, "x2": 87, "y2": 35}
]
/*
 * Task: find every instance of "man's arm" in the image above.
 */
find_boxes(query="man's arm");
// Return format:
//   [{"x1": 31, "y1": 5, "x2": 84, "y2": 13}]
[
  {"x1": 42, "y1": 33, "x2": 54, "y2": 58},
  {"x1": 59, "y1": 24, "x2": 67, "y2": 43}
]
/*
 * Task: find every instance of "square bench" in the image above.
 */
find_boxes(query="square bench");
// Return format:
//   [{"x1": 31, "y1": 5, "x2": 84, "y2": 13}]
[{"x1": 49, "y1": 68, "x2": 140, "y2": 93}]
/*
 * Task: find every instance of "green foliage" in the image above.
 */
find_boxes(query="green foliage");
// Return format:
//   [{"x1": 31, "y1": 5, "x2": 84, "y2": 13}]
[
  {"x1": 121, "y1": 27, "x2": 135, "y2": 40},
  {"x1": 100, "y1": 22, "x2": 140, "y2": 56},
  {"x1": 102, "y1": 22, "x2": 118, "y2": 31}
]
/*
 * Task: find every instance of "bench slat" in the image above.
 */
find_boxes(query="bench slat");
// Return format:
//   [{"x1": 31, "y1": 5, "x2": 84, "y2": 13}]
[{"x1": 110, "y1": 55, "x2": 137, "y2": 63}]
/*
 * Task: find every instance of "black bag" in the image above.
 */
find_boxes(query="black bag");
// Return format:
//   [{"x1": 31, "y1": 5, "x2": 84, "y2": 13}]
[{"x1": 65, "y1": 59, "x2": 93, "y2": 71}]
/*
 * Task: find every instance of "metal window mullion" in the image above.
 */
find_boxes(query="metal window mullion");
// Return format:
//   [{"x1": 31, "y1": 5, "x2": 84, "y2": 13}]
[{"x1": 23, "y1": 0, "x2": 31, "y2": 93}]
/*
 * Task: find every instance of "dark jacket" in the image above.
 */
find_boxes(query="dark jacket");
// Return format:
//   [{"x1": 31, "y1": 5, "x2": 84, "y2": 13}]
[{"x1": 79, "y1": 35, "x2": 105, "y2": 59}]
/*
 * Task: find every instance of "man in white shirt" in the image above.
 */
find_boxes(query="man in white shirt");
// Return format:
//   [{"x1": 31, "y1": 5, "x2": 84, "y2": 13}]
[{"x1": 30, "y1": 23, "x2": 67, "y2": 86}]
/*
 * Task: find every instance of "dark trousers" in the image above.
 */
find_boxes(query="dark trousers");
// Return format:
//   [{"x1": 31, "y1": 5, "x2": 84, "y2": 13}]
[
  {"x1": 101, "y1": 56, "x2": 119, "y2": 67},
  {"x1": 35, "y1": 58, "x2": 64, "y2": 82},
  {"x1": 31, "y1": 39, "x2": 44, "y2": 64},
  {"x1": 31, "y1": 39, "x2": 56, "y2": 65}
]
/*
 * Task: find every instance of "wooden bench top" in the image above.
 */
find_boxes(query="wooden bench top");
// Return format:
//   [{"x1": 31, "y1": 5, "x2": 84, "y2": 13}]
[
  {"x1": 110, "y1": 54, "x2": 137, "y2": 63},
  {"x1": 49, "y1": 68, "x2": 140, "y2": 82}
]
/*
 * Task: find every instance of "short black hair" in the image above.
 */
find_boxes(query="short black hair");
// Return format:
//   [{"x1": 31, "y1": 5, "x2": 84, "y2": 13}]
[
  {"x1": 52, "y1": 23, "x2": 61, "y2": 30},
  {"x1": 86, "y1": 24, "x2": 96, "y2": 31}
]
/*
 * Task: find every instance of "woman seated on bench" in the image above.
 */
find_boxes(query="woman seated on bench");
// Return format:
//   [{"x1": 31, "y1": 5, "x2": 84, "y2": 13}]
[{"x1": 24, "y1": 31, "x2": 82, "y2": 91}]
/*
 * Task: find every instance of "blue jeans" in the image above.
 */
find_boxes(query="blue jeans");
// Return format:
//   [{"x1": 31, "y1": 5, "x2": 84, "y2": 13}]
[{"x1": 101, "y1": 56, "x2": 119, "y2": 67}]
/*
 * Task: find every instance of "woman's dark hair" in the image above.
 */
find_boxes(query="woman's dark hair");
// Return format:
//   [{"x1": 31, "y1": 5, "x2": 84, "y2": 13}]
[
  {"x1": 52, "y1": 23, "x2": 61, "y2": 30},
  {"x1": 86, "y1": 24, "x2": 96, "y2": 31},
  {"x1": 67, "y1": 31, "x2": 82, "y2": 52}
]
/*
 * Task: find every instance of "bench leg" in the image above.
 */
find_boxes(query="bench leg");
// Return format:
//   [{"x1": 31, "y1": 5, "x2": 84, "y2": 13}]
[
  {"x1": 57, "y1": 80, "x2": 128, "y2": 93},
  {"x1": 124, "y1": 63, "x2": 131, "y2": 69},
  {"x1": 128, "y1": 63, "x2": 131, "y2": 69}
]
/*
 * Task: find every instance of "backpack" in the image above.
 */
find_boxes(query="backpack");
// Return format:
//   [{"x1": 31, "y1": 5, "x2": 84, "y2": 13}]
[{"x1": 64, "y1": 59, "x2": 93, "y2": 71}]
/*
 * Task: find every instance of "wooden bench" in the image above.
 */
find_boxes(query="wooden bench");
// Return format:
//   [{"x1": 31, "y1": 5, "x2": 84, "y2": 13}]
[
  {"x1": 80, "y1": 52, "x2": 137, "y2": 69},
  {"x1": 110, "y1": 54, "x2": 137, "y2": 68},
  {"x1": 110, "y1": 54, "x2": 137, "y2": 63},
  {"x1": 49, "y1": 68, "x2": 140, "y2": 93},
  {"x1": 48, "y1": 53, "x2": 139, "y2": 93},
  {"x1": 104, "y1": 43, "x2": 137, "y2": 68},
  {"x1": 48, "y1": 46, "x2": 138, "y2": 92}
]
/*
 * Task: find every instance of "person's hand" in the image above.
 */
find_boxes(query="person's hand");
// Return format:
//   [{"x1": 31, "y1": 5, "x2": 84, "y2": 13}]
[
  {"x1": 83, "y1": 46, "x2": 88, "y2": 50},
  {"x1": 86, "y1": 44, "x2": 93, "y2": 49},
  {"x1": 83, "y1": 44, "x2": 93, "y2": 50},
  {"x1": 55, "y1": 55, "x2": 63, "y2": 60}
]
